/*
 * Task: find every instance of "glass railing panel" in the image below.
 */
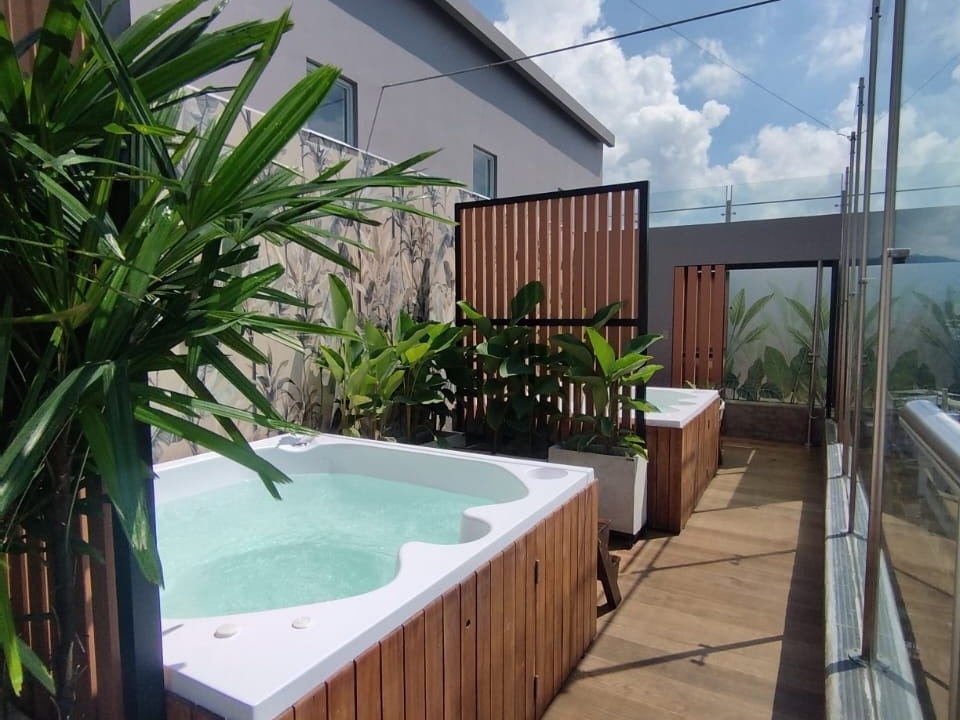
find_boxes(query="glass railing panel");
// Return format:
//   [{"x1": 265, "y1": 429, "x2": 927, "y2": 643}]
[
  {"x1": 648, "y1": 185, "x2": 728, "y2": 227},
  {"x1": 730, "y1": 174, "x2": 843, "y2": 221}
]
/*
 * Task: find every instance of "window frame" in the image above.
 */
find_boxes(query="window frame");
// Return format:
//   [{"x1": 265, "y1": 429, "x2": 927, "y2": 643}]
[
  {"x1": 473, "y1": 145, "x2": 497, "y2": 198},
  {"x1": 305, "y1": 60, "x2": 358, "y2": 147}
]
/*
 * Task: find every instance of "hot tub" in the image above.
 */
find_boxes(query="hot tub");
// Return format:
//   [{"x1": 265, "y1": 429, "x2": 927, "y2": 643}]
[
  {"x1": 644, "y1": 386, "x2": 722, "y2": 532},
  {"x1": 156, "y1": 434, "x2": 597, "y2": 719}
]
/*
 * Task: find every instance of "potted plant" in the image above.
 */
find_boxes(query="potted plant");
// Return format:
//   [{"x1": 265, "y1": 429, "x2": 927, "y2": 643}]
[
  {"x1": 548, "y1": 303, "x2": 662, "y2": 537},
  {"x1": 457, "y1": 281, "x2": 560, "y2": 456}
]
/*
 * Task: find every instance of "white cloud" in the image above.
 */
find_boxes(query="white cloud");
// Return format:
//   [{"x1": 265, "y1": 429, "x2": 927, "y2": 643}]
[
  {"x1": 682, "y1": 38, "x2": 744, "y2": 98},
  {"x1": 492, "y1": 0, "x2": 867, "y2": 190},
  {"x1": 952, "y1": 63, "x2": 960, "y2": 84},
  {"x1": 808, "y1": 23, "x2": 865, "y2": 78},
  {"x1": 726, "y1": 123, "x2": 849, "y2": 184}
]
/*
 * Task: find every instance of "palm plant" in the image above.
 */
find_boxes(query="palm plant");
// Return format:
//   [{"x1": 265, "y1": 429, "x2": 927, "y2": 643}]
[{"x1": 0, "y1": 0, "x2": 458, "y2": 713}]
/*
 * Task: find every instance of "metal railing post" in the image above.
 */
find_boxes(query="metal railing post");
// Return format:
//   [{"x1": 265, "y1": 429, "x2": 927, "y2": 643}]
[
  {"x1": 807, "y1": 260, "x2": 824, "y2": 446},
  {"x1": 849, "y1": 2, "x2": 882, "y2": 534},
  {"x1": 861, "y1": 0, "x2": 907, "y2": 662}
]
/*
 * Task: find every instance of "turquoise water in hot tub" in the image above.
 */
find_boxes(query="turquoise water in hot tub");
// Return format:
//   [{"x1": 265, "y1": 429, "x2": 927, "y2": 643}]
[{"x1": 156, "y1": 473, "x2": 491, "y2": 618}]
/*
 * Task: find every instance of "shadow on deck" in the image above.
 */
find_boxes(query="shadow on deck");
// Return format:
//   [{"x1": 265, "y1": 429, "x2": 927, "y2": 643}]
[{"x1": 544, "y1": 438, "x2": 825, "y2": 720}]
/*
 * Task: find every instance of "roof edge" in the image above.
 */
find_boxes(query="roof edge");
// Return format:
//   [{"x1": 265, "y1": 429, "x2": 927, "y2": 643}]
[{"x1": 431, "y1": 0, "x2": 615, "y2": 148}]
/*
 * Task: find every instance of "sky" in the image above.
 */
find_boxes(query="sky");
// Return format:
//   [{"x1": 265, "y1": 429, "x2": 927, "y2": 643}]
[{"x1": 467, "y1": 0, "x2": 960, "y2": 193}]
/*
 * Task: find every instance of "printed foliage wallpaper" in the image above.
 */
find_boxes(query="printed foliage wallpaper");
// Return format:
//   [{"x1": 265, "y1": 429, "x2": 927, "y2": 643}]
[{"x1": 151, "y1": 94, "x2": 478, "y2": 462}]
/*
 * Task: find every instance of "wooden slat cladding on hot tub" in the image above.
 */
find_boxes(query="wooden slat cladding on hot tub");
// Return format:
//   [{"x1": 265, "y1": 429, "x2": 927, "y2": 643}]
[
  {"x1": 646, "y1": 397, "x2": 722, "y2": 533},
  {"x1": 166, "y1": 483, "x2": 597, "y2": 720}
]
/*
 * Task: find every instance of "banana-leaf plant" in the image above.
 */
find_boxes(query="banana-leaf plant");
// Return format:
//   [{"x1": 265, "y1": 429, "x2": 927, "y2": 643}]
[
  {"x1": 316, "y1": 275, "x2": 405, "y2": 439},
  {"x1": 0, "y1": 0, "x2": 459, "y2": 714},
  {"x1": 391, "y1": 312, "x2": 466, "y2": 442},
  {"x1": 723, "y1": 288, "x2": 774, "y2": 398},
  {"x1": 551, "y1": 303, "x2": 662, "y2": 456},
  {"x1": 457, "y1": 281, "x2": 559, "y2": 456},
  {"x1": 316, "y1": 275, "x2": 466, "y2": 441}
]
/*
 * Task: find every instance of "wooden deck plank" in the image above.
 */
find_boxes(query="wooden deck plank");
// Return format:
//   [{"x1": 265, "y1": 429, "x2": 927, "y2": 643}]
[{"x1": 543, "y1": 440, "x2": 824, "y2": 720}]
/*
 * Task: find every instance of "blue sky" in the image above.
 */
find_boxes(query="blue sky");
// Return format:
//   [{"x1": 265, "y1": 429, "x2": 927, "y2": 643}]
[{"x1": 467, "y1": 0, "x2": 957, "y2": 191}]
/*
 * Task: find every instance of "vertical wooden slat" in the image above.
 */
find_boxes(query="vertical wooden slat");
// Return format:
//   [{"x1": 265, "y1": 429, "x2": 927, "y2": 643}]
[
  {"x1": 534, "y1": 516, "x2": 547, "y2": 717},
  {"x1": 671, "y1": 266, "x2": 686, "y2": 386},
  {"x1": 505, "y1": 203, "x2": 517, "y2": 307},
  {"x1": 573, "y1": 194, "x2": 586, "y2": 318},
  {"x1": 493, "y1": 202, "x2": 505, "y2": 318},
  {"x1": 380, "y1": 627, "x2": 403, "y2": 720},
  {"x1": 609, "y1": 190, "x2": 623, "y2": 310},
  {"x1": 517, "y1": 198, "x2": 540, "y2": 287},
  {"x1": 475, "y1": 563, "x2": 492, "y2": 720},
  {"x1": 535, "y1": 200, "x2": 549, "y2": 318},
  {"x1": 293, "y1": 684, "x2": 328, "y2": 720},
  {"x1": 274, "y1": 709, "x2": 296, "y2": 720},
  {"x1": 551, "y1": 510, "x2": 564, "y2": 697},
  {"x1": 596, "y1": 193, "x2": 611, "y2": 311},
  {"x1": 403, "y1": 612, "x2": 426, "y2": 720},
  {"x1": 560, "y1": 502, "x2": 573, "y2": 677},
  {"x1": 482, "y1": 204, "x2": 495, "y2": 317},
  {"x1": 460, "y1": 573, "x2": 478, "y2": 720},
  {"x1": 489, "y1": 552, "x2": 504, "y2": 718},
  {"x1": 548, "y1": 197, "x2": 561, "y2": 320},
  {"x1": 442, "y1": 587, "x2": 461, "y2": 720},
  {"x1": 711, "y1": 265, "x2": 728, "y2": 388},
  {"x1": 696, "y1": 265, "x2": 713, "y2": 386},
  {"x1": 501, "y1": 544, "x2": 517, "y2": 720},
  {"x1": 583, "y1": 194, "x2": 598, "y2": 314},
  {"x1": 424, "y1": 597, "x2": 444, "y2": 718},
  {"x1": 513, "y1": 537, "x2": 528, "y2": 720},
  {"x1": 326, "y1": 663, "x2": 356, "y2": 720},
  {"x1": 560, "y1": 195, "x2": 574, "y2": 320},
  {"x1": 523, "y1": 532, "x2": 537, "y2": 720},
  {"x1": 682, "y1": 266, "x2": 700, "y2": 385},
  {"x1": 622, "y1": 189, "x2": 637, "y2": 318}
]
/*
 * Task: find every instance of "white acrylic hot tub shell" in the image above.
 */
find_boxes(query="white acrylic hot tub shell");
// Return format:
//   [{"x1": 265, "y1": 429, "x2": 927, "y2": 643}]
[
  {"x1": 155, "y1": 434, "x2": 592, "y2": 720},
  {"x1": 645, "y1": 386, "x2": 720, "y2": 429}
]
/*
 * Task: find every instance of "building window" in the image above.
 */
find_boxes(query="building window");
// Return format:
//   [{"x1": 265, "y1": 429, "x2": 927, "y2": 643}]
[
  {"x1": 306, "y1": 61, "x2": 357, "y2": 146},
  {"x1": 473, "y1": 146, "x2": 497, "y2": 198}
]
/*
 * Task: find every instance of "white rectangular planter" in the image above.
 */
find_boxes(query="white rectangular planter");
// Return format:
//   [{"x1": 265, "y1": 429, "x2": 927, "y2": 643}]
[{"x1": 548, "y1": 445, "x2": 647, "y2": 536}]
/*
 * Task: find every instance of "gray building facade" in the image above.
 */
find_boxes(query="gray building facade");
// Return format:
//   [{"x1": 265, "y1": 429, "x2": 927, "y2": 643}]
[{"x1": 128, "y1": 0, "x2": 614, "y2": 197}]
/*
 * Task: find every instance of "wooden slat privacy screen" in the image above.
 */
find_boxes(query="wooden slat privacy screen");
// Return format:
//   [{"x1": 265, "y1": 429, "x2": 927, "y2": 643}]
[
  {"x1": 455, "y1": 182, "x2": 650, "y2": 436},
  {"x1": 670, "y1": 265, "x2": 727, "y2": 389}
]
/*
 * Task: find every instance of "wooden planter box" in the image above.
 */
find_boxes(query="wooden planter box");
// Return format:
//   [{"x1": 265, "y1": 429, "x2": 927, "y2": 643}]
[{"x1": 646, "y1": 396, "x2": 722, "y2": 533}]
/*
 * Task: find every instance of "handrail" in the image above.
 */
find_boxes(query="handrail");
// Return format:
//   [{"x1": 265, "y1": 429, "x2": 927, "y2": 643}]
[
  {"x1": 900, "y1": 400, "x2": 960, "y2": 489},
  {"x1": 899, "y1": 399, "x2": 960, "y2": 720}
]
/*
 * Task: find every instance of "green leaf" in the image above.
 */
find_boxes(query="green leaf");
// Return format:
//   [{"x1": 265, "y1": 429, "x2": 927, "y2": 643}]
[
  {"x1": 588, "y1": 301, "x2": 623, "y2": 328},
  {"x1": 509, "y1": 281, "x2": 544, "y2": 323},
  {"x1": 17, "y1": 637, "x2": 53, "y2": 694},
  {"x1": 134, "y1": 405, "x2": 291, "y2": 499},
  {"x1": 585, "y1": 328, "x2": 615, "y2": 377},
  {"x1": 0, "y1": 364, "x2": 109, "y2": 518},
  {"x1": 0, "y1": 572, "x2": 23, "y2": 695}
]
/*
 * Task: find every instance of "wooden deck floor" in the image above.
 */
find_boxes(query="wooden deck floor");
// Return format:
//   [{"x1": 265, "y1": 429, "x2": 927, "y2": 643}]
[{"x1": 544, "y1": 439, "x2": 825, "y2": 720}]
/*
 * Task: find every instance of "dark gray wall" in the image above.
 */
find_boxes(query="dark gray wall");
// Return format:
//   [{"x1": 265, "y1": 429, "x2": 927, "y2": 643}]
[
  {"x1": 647, "y1": 214, "x2": 843, "y2": 384},
  {"x1": 128, "y1": 0, "x2": 604, "y2": 196}
]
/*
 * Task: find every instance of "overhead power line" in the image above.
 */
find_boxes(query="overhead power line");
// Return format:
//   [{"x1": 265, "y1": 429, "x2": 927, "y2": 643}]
[
  {"x1": 365, "y1": 0, "x2": 783, "y2": 150},
  {"x1": 381, "y1": 0, "x2": 782, "y2": 91},
  {"x1": 620, "y1": 0, "x2": 847, "y2": 136}
]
